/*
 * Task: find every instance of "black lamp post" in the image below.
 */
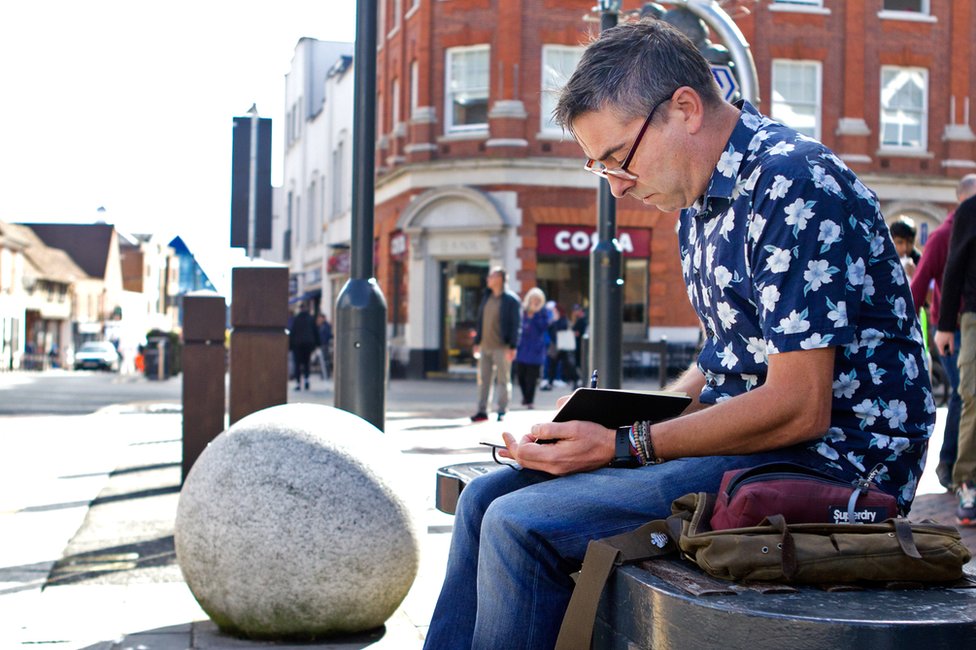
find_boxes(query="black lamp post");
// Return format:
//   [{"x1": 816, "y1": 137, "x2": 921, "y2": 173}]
[
  {"x1": 588, "y1": 0, "x2": 624, "y2": 389},
  {"x1": 334, "y1": 0, "x2": 388, "y2": 431}
]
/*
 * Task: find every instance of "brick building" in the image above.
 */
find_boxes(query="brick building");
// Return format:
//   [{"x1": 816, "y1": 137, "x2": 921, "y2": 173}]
[{"x1": 369, "y1": 0, "x2": 974, "y2": 378}]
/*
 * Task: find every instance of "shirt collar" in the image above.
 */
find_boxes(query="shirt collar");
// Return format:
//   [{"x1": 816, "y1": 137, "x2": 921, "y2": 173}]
[{"x1": 692, "y1": 100, "x2": 761, "y2": 220}]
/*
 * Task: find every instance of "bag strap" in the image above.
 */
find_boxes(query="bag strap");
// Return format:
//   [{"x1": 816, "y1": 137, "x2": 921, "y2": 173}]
[
  {"x1": 554, "y1": 519, "x2": 676, "y2": 650},
  {"x1": 893, "y1": 518, "x2": 923, "y2": 559}
]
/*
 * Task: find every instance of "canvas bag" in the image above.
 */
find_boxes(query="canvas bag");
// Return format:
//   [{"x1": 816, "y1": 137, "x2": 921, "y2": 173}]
[{"x1": 554, "y1": 491, "x2": 971, "y2": 650}]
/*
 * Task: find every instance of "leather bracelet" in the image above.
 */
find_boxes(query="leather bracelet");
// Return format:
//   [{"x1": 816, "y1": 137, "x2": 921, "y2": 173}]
[{"x1": 644, "y1": 420, "x2": 663, "y2": 464}]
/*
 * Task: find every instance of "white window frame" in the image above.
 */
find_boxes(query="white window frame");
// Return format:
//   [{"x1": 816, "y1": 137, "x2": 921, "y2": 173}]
[
  {"x1": 540, "y1": 45, "x2": 585, "y2": 135},
  {"x1": 770, "y1": 59, "x2": 822, "y2": 141},
  {"x1": 410, "y1": 60, "x2": 419, "y2": 117},
  {"x1": 882, "y1": 0, "x2": 929, "y2": 13},
  {"x1": 445, "y1": 45, "x2": 490, "y2": 134},
  {"x1": 879, "y1": 65, "x2": 928, "y2": 152},
  {"x1": 391, "y1": 78, "x2": 401, "y2": 130}
]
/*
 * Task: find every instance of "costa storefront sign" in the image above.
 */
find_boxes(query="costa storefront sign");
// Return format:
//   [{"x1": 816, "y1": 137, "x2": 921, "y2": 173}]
[{"x1": 537, "y1": 225, "x2": 650, "y2": 258}]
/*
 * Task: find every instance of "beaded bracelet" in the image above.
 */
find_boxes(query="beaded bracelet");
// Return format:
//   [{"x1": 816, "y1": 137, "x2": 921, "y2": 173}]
[
  {"x1": 635, "y1": 420, "x2": 662, "y2": 464},
  {"x1": 628, "y1": 425, "x2": 647, "y2": 466}
]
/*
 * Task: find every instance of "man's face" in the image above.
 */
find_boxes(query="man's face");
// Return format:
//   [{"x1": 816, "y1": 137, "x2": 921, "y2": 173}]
[
  {"x1": 892, "y1": 236, "x2": 914, "y2": 258},
  {"x1": 487, "y1": 271, "x2": 503, "y2": 293},
  {"x1": 572, "y1": 103, "x2": 698, "y2": 213}
]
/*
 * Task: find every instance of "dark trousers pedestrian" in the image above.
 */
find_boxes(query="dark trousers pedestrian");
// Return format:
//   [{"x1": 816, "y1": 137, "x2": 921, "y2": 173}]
[
  {"x1": 515, "y1": 362, "x2": 542, "y2": 407},
  {"x1": 292, "y1": 345, "x2": 315, "y2": 388}
]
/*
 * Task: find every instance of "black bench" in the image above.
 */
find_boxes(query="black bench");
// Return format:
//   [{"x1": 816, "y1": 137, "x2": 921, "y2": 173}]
[{"x1": 435, "y1": 462, "x2": 976, "y2": 649}]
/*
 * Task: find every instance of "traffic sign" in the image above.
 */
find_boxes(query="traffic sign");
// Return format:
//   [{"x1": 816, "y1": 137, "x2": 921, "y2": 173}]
[{"x1": 711, "y1": 64, "x2": 739, "y2": 102}]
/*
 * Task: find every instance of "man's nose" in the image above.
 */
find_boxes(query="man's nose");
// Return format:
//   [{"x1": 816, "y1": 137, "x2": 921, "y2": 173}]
[{"x1": 606, "y1": 175, "x2": 634, "y2": 199}]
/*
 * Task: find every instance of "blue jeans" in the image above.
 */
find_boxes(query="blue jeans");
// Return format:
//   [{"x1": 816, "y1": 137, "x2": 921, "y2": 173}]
[
  {"x1": 934, "y1": 332, "x2": 961, "y2": 466},
  {"x1": 423, "y1": 450, "x2": 799, "y2": 650}
]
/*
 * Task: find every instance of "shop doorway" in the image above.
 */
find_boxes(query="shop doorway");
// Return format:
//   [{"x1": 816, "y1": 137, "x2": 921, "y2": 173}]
[{"x1": 440, "y1": 260, "x2": 489, "y2": 372}]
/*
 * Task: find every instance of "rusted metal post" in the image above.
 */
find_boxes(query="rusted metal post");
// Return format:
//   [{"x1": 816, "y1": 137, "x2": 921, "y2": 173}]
[
  {"x1": 181, "y1": 291, "x2": 227, "y2": 483},
  {"x1": 229, "y1": 264, "x2": 288, "y2": 425}
]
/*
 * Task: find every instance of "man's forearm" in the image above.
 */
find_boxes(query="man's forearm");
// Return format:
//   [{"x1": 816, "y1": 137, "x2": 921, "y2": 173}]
[{"x1": 665, "y1": 362, "x2": 708, "y2": 413}]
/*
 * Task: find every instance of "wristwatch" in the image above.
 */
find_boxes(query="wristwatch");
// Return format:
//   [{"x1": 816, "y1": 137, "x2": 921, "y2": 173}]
[{"x1": 609, "y1": 426, "x2": 640, "y2": 468}]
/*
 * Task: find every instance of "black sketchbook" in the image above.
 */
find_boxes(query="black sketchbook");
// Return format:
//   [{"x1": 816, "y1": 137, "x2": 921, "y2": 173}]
[{"x1": 552, "y1": 388, "x2": 691, "y2": 429}]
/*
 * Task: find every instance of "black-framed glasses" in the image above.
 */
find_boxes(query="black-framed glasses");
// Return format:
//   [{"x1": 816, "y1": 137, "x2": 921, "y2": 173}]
[{"x1": 583, "y1": 90, "x2": 677, "y2": 181}]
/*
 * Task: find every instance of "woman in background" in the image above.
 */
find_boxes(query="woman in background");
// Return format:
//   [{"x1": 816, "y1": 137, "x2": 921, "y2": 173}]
[{"x1": 514, "y1": 288, "x2": 550, "y2": 409}]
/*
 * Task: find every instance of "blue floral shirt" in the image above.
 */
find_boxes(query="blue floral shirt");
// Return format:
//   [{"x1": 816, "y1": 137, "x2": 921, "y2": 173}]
[{"x1": 678, "y1": 101, "x2": 935, "y2": 513}]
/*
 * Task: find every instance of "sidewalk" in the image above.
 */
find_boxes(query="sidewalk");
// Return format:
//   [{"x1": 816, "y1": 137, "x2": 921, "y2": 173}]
[{"x1": 0, "y1": 374, "x2": 972, "y2": 648}]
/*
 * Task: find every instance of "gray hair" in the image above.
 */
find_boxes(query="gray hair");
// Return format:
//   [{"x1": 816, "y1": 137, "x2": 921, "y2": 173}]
[
  {"x1": 957, "y1": 174, "x2": 976, "y2": 202},
  {"x1": 554, "y1": 19, "x2": 723, "y2": 132}
]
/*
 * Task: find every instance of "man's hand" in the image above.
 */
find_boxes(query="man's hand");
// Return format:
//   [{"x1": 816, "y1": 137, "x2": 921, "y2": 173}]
[
  {"x1": 506, "y1": 348, "x2": 516, "y2": 363},
  {"x1": 499, "y1": 421, "x2": 615, "y2": 476},
  {"x1": 935, "y1": 330, "x2": 956, "y2": 356}
]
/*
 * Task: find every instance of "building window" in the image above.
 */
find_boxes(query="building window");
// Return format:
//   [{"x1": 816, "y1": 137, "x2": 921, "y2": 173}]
[
  {"x1": 332, "y1": 141, "x2": 344, "y2": 217},
  {"x1": 391, "y1": 78, "x2": 401, "y2": 130},
  {"x1": 880, "y1": 66, "x2": 927, "y2": 151},
  {"x1": 307, "y1": 179, "x2": 318, "y2": 243},
  {"x1": 541, "y1": 45, "x2": 584, "y2": 133},
  {"x1": 410, "y1": 60, "x2": 419, "y2": 116},
  {"x1": 883, "y1": 0, "x2": 928, "y2": 13},
  {"x1": 770, "y1": 59, "x2": 821, "y2": 140},
  {"x1": 391, "y1": 0, "x2": 402, "y2": 33},
  {"x1": 445, "y1": 45, "x2": 489, "y2": 133}
]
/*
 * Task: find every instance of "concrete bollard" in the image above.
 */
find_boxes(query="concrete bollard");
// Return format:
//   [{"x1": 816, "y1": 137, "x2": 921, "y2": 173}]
[
  {"x1": 181, "y1": 291, "x2": 227, "y2": 483},
  {"x1": 229, "y1": 264, "x2": 288, "y2": 425}
]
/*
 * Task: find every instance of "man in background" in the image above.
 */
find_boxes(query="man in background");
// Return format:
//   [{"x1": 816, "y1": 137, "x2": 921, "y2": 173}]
[
  {"x1": 471, "y1": 267, "x2": 521, "y2": 422},
  {"x1": 911, "y1": 174, "x2": 976, "y2": 489}
]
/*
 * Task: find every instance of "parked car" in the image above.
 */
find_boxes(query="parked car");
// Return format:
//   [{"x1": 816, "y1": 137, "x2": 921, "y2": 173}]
[{"x1": 73, "y1": 341, "x2": 120, "y2": 372}]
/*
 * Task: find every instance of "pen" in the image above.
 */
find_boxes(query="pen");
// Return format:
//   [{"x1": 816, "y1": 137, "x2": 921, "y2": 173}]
[{"x1": 590, "y1": 369, "x2": 598, "y2": 388}]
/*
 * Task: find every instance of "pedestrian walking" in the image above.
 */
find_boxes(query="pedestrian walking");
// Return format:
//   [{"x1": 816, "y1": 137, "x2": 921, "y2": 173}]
[
  {"x1": 470, "y1": 267, "x2": 521, "y2": 422},
  {"x1": 288, "y1": 302, "x2": 320, "y2": 391},
  {"x1": 515, "y1": 288, "x2": 550, "y2": 409}
]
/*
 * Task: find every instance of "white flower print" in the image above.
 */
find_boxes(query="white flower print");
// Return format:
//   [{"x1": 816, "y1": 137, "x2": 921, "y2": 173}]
[
  {"x1": 887, "y1": 436, "x2": 910, "y2": 457},
  {"x1": 718, "y1": 343, "x2": 739, "y2": 370},
  {"x1": 833, "y1": 371, "x2": 860, "y2": 399},
  {"x1": 714, "y1": 266, "x2": 733, "y2": 291},
  {"x1": 776, "y1": 309, "x2": 811, "y2": 334},
  {"x1": 824, "y1": 427, "x2": 847, "y2": 443},
  {"x1": 741, "y1": 111, "x2": 763, "y2": 131},
  {"x1": 747, "y1": 129, "x2": 770, "y2": 152},
  {"x1": 868, "y1": 362, "x2": 886, "y2": 385},
  {"x1": 870, "y1": 234, "x2": 886, "y2": 258},
  {"x1": 892, "y1": 296, "x2": 907, "y2": 322},
  {"x1": 860, "y1": 328, "x2": 885, "y2": 355},
  {"x1": 924, "y1": 388, "x2": 936, "y2": 413},
  {"x1": 871, "y1": 433, "x2": 891, "y2": 449},
  {"x1": 745, "y1": 165, "x2": 762, "y2": 192},
  {"x1": 766, "y1": 340, "x2": 780, "y2": 355},
  {"x1": 818, "y1": 219, "x2": 841, "y2": 251},
  {"x1": 853, "y1": 398, "x2": 880, "y2": 428},
  {"x1": 720, "y1": 209, "x2": 736, "y2": 240},
  {"x1": 800, "y1": 332, "x2": 833, "y2": 349},
  {"x1": 862, "y1": 273, "x2": 875, "y2": 302},
  {"x1": 900, "y1": 471, "x2": 918, "y2": 504},
  {"x1": 764, "y1": 246, "x2": 792, "y2": 273},
  {"x1": 717, "y1": 302, "x2": 739, "y2": 330},
  {"x1": 760, "y1": 285, "x2": 781, "y2": 314},
  {"x1": 815, "y1": 442, "x2": 840, "y2": 460},
  {"x1": 704, "y1": 369, "x2": 726, "y2": 387},
  {"x1": 768, "y1": 140, "x2": 795, "y2": 156},
  {"x1": 811, "y1": 165, "x2": 843, "y2": 196},
  {"x1": 766, "y1": 175, "x2": 793, "y2": 200},
  {"x1": 744, "y1": 336, "x2": 767, "y2": 363},
  {"x1": 827, "y1": 299, "x2": 848, "y2": 328},
  {"x1": 846, "y1": 257, "x2": 866, "y2": 286},
  {"x1": 784, "y1": 198, "x2": 815, "y2": 236},
  {"x1": 717, "y1": 147, "x2": 743, "y2": 177},
  {"x1": 803, "y1": 259, "x2": 836, "y2": 294},
  {"x1": 890, "y1": 261, "x2": 906, "y2": 286},
  {"x1": 742, "y1": 374, "x2": 759, "y2": 391},
  {"x1": 846, "y1": 452, "x2": 866, "y2": 472},
  {"x1": 706, "y1": 243, "x2": 717, "y2": 272},
  {"x1": 883, "y1": 399, "x2": 908, "y2": 430},
  {"x1": 681, "y1": 251, "x2": 691, "y2": 276},
  {"x1": 901, "y1": 352, "x2": 919, "y2": 381},
  {"x1": 824, "y1": 152, "x2": 849, "y2": 171},
  {"x1": 748, "y1": 213, "x2": 766, "y2": 242}
]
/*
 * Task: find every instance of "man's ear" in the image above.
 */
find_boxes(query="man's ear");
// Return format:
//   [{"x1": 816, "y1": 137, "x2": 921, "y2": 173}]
[{"x1": 672, "y1": 87, "x2": 705, "y2": 135}]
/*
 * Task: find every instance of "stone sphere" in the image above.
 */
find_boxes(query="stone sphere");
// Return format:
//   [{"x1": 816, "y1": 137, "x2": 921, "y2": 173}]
[{"x1": 175, "y1": 403, "x2": 420, "y2": 640}]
